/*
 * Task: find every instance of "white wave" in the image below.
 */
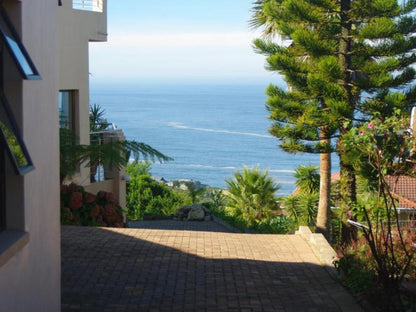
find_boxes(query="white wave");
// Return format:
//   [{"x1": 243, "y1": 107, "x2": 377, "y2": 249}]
[
  {"x1": 155, "y1": 163, "x2": 238, "y2": 171},
  {"x1": 268, "y1": 169, "x2": 296, "y2": 174},
  {"x1": 166, "y1": 121, "x2": 273, "y2": 138}
]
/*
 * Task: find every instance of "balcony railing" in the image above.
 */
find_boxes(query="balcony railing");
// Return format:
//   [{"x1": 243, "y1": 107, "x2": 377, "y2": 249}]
[{"x1": 72, "y1": 0, "x2": 103, "y2": 12}]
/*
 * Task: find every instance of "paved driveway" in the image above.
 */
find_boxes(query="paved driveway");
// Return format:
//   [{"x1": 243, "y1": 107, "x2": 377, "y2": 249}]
[{"x1": 61, "y1": 221, "x2": 363, "y2": 311}]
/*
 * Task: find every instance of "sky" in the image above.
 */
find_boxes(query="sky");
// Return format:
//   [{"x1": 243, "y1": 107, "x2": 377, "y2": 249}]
[{"x1": 89, "y1": 0, "x2": 282, "y2": 85}]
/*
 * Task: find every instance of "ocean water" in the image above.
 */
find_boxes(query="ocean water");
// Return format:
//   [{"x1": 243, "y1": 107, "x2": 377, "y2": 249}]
[{"x1": 90, "y1": 83, "x2": 335, "y2": 195}]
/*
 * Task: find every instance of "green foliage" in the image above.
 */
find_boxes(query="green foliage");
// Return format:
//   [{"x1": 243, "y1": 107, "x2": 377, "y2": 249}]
[
  {"x1": 334, "y1": 245, "x2": 377, "y2": 293},
  {"x1": 337, "y1": 111, "x2": 416, "y2": 308},
  {"x1": 225, "y1": 166, "x2": 280, "y2": 226},
  {"x1": 207, "y1": 189, "x2": 227, "y2": 210},
  {"x1": 284, "y1": 192, "x2": 318, "y2": 226},
  {"x1": 0, "y1": 122, "x2": 27, "y2": 167},
  {"x1": 126, "y1": 162, "x2": 184, "y2": 220},
  {"x1": 59, "y1": 127, "x2": 87, "y2": 183},
  {"x1": 89, "y1": 103, "x2": 108, "y2": 132},
  {"x1": 250, "y1": 215, "x2": 296, "y2": 234},
  {"x1": 126, "y1": 160, "x2": 151, "y2": 176},
  {"x1": 60, "y1": 183, "x2": 124, "y2": 227},
  {"x1": 207, "y1": 203, "x2": 247, "y2": 232},
  {"x1": 184, "y1": 182, "x2": 205, "y2": 204},
  {"x1": 283, "y1": 165, "x2": 319, "y2": 230},
  {"x1": 203, "y1": 167, "x2": 295, "y2": 234},
  {"x1": 59, "y1": 104, "x2": 172, "y2": 183},
  {"x1": 294, "y1": 165, "x2": 320, "y2": 194},
  {"x1": 251, "y1": 0, "x2": 416, "y2": 215},
  {"x1": 339, "y1": 111, "x2": 414, "y2": 179}
]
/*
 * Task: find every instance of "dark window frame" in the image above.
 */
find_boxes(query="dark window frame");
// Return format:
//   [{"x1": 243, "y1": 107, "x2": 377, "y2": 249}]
[
  {"x1": 59, "y1": 90, "x2": 76, "y2": 131},
  {"x1": 0, "y1": 90, "x2": 34, "y2": 176},
  {"x1": 0, "y1": 5, "x2": 41, "y2": 232},
  {"x1": 0, "y1": 6, "x2": 40, "y2": 80}
]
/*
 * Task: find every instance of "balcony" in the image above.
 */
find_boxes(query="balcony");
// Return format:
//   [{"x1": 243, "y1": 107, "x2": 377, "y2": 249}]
[{"x1": 72, "y1": 0, "x2": 103, "y2": 12}]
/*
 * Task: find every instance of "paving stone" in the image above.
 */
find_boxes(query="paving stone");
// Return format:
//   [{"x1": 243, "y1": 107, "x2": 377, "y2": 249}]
[{"x1": 61, "y1": 221, "x2": 363, "y2": 311}]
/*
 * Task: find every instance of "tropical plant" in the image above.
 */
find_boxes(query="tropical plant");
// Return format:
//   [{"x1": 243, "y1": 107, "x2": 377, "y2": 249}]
[
  {"x1": 225, "y1": 166, "x2": 280, "y2": 226},
  {"x1": 59, "y1": 104, "x2": 172, "y2": 183},
  {"x1": 184, "y1": 182, "x2": 205, "y2": 204},
  {"x1": 208, "y1": 189, "x2": 227, "y2": 210},
  {"x1": 294, "y1": 165, "x2": 320, "y2": 194},
  {"x1": 89, "y1": 103, "x2": 108, "y2": 132}
]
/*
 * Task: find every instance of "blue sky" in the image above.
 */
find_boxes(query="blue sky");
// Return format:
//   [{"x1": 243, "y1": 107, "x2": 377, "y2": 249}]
[{"x1": 89, "y1": 0, "x2": 281, "y2": 85}]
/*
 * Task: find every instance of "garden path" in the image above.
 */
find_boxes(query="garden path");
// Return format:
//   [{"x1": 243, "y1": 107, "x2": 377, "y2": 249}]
[{"x1": 61, "y1": 221, "x2": 363, "y2": 311}]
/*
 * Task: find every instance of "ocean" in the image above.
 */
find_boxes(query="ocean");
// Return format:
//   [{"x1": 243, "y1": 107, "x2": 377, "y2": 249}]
[{"x1": 90, "y1": 83, "x2": 336, "y2": 195}]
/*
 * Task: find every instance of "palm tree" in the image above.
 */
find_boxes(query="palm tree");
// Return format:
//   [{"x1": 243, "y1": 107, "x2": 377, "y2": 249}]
[
  {"x1": 294, "y1": 165, "x2": 320, "y2": 194},
  {"x1": 285, "y1": 165, "x2": 320, "y2": 227},
  {"x1": 60, "y1": 104, "x2": 172, "y2": 184},
  {"x1": 225, "y1": 166, "x2": 280, "y2": 226}
]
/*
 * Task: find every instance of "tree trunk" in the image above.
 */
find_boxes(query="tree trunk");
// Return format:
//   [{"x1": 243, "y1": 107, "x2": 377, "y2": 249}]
[
  {"x1": 339, "y1": 157, "x2": 356, "y2": 209},
  {"x1": 339, "y1": 0, "x2": 357, "y2": 208},
  {"x1": 317, "y1": 149, "x2": 331, "y2": 237}
]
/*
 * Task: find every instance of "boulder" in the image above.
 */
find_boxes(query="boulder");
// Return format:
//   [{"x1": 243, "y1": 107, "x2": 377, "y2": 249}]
[
  {"x1": 187, "y1": 205, "x2": 205, "y2": 221},
  {"x1": 175, "y1": 205, "x2": 192, "y2": 220}
]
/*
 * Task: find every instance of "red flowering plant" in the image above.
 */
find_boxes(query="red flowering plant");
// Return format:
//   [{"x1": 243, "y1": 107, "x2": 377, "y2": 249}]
[
  {"x1": 336, "y1": 109, "x2": 416, "y2": 307},
  {"x1": 60, "y1": 183, "x2": 125, "y2": 227}
]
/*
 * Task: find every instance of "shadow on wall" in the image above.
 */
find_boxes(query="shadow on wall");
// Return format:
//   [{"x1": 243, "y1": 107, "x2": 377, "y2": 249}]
[{"x1": 61, "y1": 226, "x2": 362, "y2": 312}]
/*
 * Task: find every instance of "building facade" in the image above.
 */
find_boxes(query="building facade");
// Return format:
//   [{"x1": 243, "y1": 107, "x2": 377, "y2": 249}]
[{"x1": 0, "y1": 0, "x2": 109, "y2": 310}]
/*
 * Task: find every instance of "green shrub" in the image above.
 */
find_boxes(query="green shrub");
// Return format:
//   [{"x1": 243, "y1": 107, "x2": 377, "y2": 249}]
[
  {"x1": 126, "y1": 174, "x2": 184, "y2": 220},
  {"x1": 334, "y1": 246, "x2": 377, "y2": 293},
  {"x1": 251, "y1": 215, "x2": 296, "y2": 234}
]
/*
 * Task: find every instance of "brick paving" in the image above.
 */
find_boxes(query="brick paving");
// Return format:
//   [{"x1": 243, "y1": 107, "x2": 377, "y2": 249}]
[{"x1": 61, "y1": 221, "x2": 363, "y2": 311}]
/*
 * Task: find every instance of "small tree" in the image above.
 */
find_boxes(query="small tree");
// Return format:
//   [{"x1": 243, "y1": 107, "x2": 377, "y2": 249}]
[
  {"x1": 225, "y1": 166, "x2": 280, "y2": 226},
  {"x1": 284, "y1": 165, "x2": 319, "y2": 228}
]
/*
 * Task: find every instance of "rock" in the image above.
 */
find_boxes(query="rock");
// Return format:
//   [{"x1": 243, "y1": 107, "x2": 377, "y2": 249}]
[
  {"x1": 175, "y1": 205, "x2": 193, "y2": 220},
  {"x1": 187, "y1": 205, "x2": 205, "y2": 221}
]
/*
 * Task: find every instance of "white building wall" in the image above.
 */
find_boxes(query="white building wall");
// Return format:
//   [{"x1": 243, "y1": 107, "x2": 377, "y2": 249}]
[
  {"x1": 0, "y1": 0, "x2": 61, "y2": 311},
  {"x1": 59, "y1": 0, "x2": 107, "y2": 186}
]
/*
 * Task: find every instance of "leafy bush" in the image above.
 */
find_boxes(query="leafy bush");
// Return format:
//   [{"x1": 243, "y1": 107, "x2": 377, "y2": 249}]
[
  {"x1": 126, "y1": 162, "x2": 185, "y2": 219},
  {"x1": 334, "y1": 241, "x2": 377, "y2": 294},
  {"x1": 60, "y1": 183, "x2": 124, "y2": 227},
  {"x1": 207, "y1": 202, "x2": 247, "y2": 232},
  {"x1": 251, "y1": 215, "x2": 296, "y2": 234}
]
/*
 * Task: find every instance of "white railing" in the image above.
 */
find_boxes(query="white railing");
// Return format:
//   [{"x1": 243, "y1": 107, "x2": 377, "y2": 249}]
[{"x1": 72, "y1": 0, "x2": 103, "y2": 12}]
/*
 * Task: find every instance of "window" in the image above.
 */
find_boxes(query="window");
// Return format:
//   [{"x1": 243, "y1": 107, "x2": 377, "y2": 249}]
[
  {"x1": 72, "y1": 0, "x2": 103, "y2": 12},
  {"x1": 0, "y1": 5, "x2": 40, "y2": 233},
  {"x1": 0, "y1": 91, "x2": 34, "y2": 175},
  {"x1": 0, "y1": 7, "x2": 40, "y2": 80},
  {"x1": 59, "y1": 91, "x2": 76, "y2": 130}
]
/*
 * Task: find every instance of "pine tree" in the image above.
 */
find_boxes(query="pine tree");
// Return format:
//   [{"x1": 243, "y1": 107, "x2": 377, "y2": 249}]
[
  {"x1": 251, "y1": 0, "x2": 416, "y2": 236},
  {"x1": 251, "y1": 0, "x2": 343, "y2": 236}
]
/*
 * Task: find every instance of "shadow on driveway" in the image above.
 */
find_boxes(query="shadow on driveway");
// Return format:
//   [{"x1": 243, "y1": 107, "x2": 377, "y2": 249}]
[{"x1": 61, "y1": 225, "x2": 363, "y2": 312}]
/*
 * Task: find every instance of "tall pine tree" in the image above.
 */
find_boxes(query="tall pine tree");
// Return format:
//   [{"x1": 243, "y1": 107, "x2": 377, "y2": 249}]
[{"x1": 251, "y1": 0, "x2": 416, "y2": 236}]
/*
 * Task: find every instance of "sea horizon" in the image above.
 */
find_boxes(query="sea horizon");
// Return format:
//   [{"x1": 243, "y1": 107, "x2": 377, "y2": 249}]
[{"x1": 90, "y1": 82, "x2": 339, "y2": 195}]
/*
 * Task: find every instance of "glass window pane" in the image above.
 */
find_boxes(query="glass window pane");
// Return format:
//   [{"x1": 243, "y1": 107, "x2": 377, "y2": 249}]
[
  {"x1": 59, "y1": 91, "x2": 74, "y2": 130},
  {"x1": 0, "y1": 92, "x2": 34, "y2": 175},
  {"x1": 0, "y1": 7, "x2": 40, "y2": 80}
]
